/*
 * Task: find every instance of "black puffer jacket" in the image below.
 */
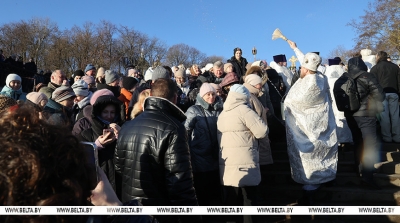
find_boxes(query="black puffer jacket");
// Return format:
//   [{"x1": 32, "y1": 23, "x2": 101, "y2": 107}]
[
  {"x1": 227, "y1": 56, "x2": 248, "y2": 80},
  {"x1": 115, "y1": 97, "x2": 198, "y2": 206},
  {"x1": 346, "y1": 57, "x2": 385, "y2": 117},
  {"x1": 370, "y1": 59, "x2": 400, "y2": 94},
  {"x1": 184, "y1": 95, "x2": 223, "y2": 172},
  {"x1": 72, "y1": 95, "x2": 123, "y2": 191}
]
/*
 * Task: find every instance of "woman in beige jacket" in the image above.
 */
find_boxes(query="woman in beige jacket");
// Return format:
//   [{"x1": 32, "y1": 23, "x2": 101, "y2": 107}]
[{"x1": 217, "y1": 84, "x2": 268, "y2": 223}]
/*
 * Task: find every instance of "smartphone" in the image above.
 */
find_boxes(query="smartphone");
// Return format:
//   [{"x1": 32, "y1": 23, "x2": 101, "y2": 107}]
[{"x1": 81, "y1": 141, "x2": 99, "y2": 190}]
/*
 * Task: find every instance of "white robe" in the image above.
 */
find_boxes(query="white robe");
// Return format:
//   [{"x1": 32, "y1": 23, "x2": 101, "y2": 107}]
[
  {"x1": 325, "y1": 65, "x2": 353, "y2": 143},
  {"x1": 270, "y1": 61, "x2": 293, "y2": 93},
  {"x1": 284, "y1": 73, "x2": 338, "y2": 185}
]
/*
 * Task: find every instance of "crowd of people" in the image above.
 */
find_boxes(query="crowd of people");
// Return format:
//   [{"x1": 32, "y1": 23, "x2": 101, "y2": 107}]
[{"x1": 0, "y1": 39, "x2": 399, "y2": 223}]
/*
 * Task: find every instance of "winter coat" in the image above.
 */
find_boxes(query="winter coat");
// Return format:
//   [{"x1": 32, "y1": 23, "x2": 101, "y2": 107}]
[
  {"x1": 72, "y1": 95, "x2": 123, "y2": 191},
  {"x1": 346, "y1": 57, "x2": 385, "y2": 117},
  {"x1": 118, "y1": 88, "x2": 132, "y2": 119},
  {"x1": 184, "y1": 94, "x2": 223, "y2": 172},
  {"x1": 243, "y1": 83, "x2": 273, "y2": 165},
  {"x1": 370, "y1": 60, "x2": 400, "y2": 94},
  {"x1": 43, "y1": 99, "x2": 73, "y2": 129},
  {"x1": 217, "y1": 91, "x2": 268, "y2": 187},
  {"x1": 115, "y1": 97, "x2": 199, "y2": 207},
  {"x1": 96, "y1": 83, "x2": 126, "y2": 123},
  {"x1": 0, "y1": 85, "x2": 27, "y2": 101},
  {"x1": 227, "y1": 56, "x2": 248, "y2": 80}
]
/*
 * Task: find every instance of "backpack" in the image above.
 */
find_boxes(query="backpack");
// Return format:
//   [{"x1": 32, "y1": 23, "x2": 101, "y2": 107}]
[{"x1": 333, "y1": 71, "x2": 366, "y2": 112}]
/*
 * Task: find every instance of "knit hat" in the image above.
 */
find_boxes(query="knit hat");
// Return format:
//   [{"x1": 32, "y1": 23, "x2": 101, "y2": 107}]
[
  {"x1": 174, "y1": 68, "x2": 186, "y2": 79},
  {"x1": 301, "y1": 53, "x2": 321, "y2": 72},
  {"x1": 72, "y1": 70, "x2": 84, "y2": 78},
  {"x1": 230, "y1": 84, "x2": 250, "y2": 98},
  {"x1": 144, "y1": 67, "x2": 154, "y2": 81},
  {"x1": 52, "y1": 86, "x2": 76, "y2": 103},
  {"x1": 122, "y1": 76, "x2": 138, "y2": 90},
  {"x1": 85, "y1": 64, "x2": 96, "y2": 73},
  {"x1": 82, "y1": 76, "x2": 95, "y2": 85},
  {"x1": 210, "y1": 83, "x2": 221, "y2": 91},
  {"x1": 251, "y1": 60, "x2": 266, "y2": 68},
  {"x1": 6, "y1": 73, "x2": 21, "y2": 86},
  {"x1": 152, "y1": 66, "x2": 169, "y2": 81},
  {"x1": 245, "y1": 74, "x2": 262, "y2": 86},
  {"x1": 0, "y1": 95, "x2": 17, "y2": 112},
  {"x1": 90, "y1": 89, "x2": 114, "y2": 105},
  {"x1": 105, "y1": 70, "x2": 120, "y2": 84},
  {"x1": 199, "y1": 83, "x2": 216, "y2": 97},
  {"x1": 71, "y1": 80, "x2": 90, "y2": 97},
  {"x1": 96, "y1": 67, "x2": 105, "y2": 78},
  {"x1": 224, "y1": 63, "x2": 233, "y2": 73},
  {"x1": 26, "y1": 92, "x2": 48, "y2": 105}
]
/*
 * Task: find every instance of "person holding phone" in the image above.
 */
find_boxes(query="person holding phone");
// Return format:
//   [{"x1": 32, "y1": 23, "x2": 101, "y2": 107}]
[{"x1": 73, "y1": 88, "x2": 123, "y2": 193}]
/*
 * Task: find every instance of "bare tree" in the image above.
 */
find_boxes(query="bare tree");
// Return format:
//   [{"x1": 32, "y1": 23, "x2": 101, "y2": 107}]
[
  {"x1": 348, "y1": 0, "x2": 400, "y2": 55},
  {"x1": 200, "y1": 55, "x2": 226, "y2": 67}
]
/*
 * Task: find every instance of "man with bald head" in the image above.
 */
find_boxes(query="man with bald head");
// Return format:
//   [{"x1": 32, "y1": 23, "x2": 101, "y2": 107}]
[{"x1": 39, "y1": 69, "x2": 69, "y2": 99}]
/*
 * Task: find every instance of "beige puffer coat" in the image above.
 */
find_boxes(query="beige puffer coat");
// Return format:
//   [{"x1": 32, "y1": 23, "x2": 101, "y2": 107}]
[
  {"x1": 243, "y1": 83, "x2": 273, "y2": 165},
  {"x1": 217, "y1": 91, "x2": 268, "y2": 187}
]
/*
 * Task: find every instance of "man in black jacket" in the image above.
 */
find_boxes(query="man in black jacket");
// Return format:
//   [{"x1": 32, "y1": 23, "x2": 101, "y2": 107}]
[
  {"x1": 345, "y1": 57, "x2": 385, "y2": 189},
  {"x1": 370, "y1": 51, "x2": 400, "y2": 143},
  {"x1": 115, "y1": 78, "x2": 200, "y2": 223}
]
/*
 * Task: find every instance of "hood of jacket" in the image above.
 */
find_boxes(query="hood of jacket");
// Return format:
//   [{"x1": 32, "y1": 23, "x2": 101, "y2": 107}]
[
  {"x1": 144, "y1": 96, "x2": 186, "y2": 122},
  {"x1": 195, "y1": 93, "x2": 223, "y2": 111},
  {"x1": 91, "y1": 95, "x2": 122, "y2": 123},
  {"x1": 223, "y1": 91, "x2": 249, "y2": 112},
  {"x1": 348, "y1": 57, "x2": 368, "y2": 77}
]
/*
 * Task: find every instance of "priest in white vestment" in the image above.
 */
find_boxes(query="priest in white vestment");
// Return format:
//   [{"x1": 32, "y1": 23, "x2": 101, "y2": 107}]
[
  {"x1": 284, "y1": 40, "x2": 338, "y2": 204},
  {"x1": 325, "y1": 57, "x2": 353, "y2": 144}
]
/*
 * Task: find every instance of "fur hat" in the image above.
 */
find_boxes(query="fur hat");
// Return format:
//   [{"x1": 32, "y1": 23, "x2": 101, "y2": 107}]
[
  {"x1": 96, "y1": 67, "x2": 105, "y2": 78},
  {"x1": 6, "y1": 73, "x2": 21, "y2": 86},
  {"x1": 82, "y1": 76, "x2": 95, "y2": 85},
  {"x1": 122, "y1": 76, "x2": 138, "y2": 90},
  {"x1": 71, "y1": 80, "x2": 90, "y2": 97},
  {"x1": 273, "y1": 54, "x2": 287, "y2": 63},
  {"x1": 302, "y1": 53, "x2": 321, "y2": 72},
  {"x1": 174, "y1": 68, "x2": 186, "y2": 79},
  {"x1": 26, "y1": 92, "x2": 48, "y2": 105},
  {"x1": 85, "y1": 64, "x2": 96, "y2": 73},
  {"x1": 52, "y1": 86, "x2": 75, "y2": 103},
  {"x1": 244, "y1": 74, "x2": 262, "y2": 86},
  {"x1": 105, "y1": 70, "x2": 120, "y2": 84},
  {"x1": 73, "y1": 70, "x2": 84, "y2": 78},
  {"x1": 0, "y1": 95, "x2": 17, "y2": 112},
  {"x1": 152, "y1": 66, "x2": 169, "y2": 81},
  {"x1": 199, "y1": 83, "x2": 216, "y2": 97},
  {"x1": 90, "y1": 89, "x2": 114, "y2": 105}
]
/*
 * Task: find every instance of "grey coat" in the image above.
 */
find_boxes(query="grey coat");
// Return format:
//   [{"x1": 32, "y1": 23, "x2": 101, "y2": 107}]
[{"x1": 184, "y1": 94, "x2": 223, "y2": 172}]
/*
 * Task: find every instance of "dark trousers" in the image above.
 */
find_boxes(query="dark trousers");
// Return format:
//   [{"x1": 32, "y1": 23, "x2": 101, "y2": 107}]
[
  {"x1": 345, "y1": 115, "x2": 380, "y2": 179},
  {"x1": 193, "y1": 170, "x2": 221, "y2": 206},
  {"x1": 224, "y1": 185, "x2": 258, "y2": 223}
]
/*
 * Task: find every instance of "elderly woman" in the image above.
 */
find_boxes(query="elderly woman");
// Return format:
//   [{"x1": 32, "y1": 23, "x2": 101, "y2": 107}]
[
  {"x1": 243, "y1": 74, "x2": 273, "y2": 167},
  {"x1": 217, "y1": 84, "x2": 268, "y2": 223},
  {"x1": 184, "y1": 83, "x2": 223, "y2": 206},
  {"x1": 0, "y1": 73, "x2": 27, "y2": 101}
]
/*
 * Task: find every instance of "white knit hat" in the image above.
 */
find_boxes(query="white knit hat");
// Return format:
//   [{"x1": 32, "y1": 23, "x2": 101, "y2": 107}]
[
  {"x1": 6, "y1": 73, "x2": 21, "y2": 87},
  {"x1": 301, "y1": 53, "x2": 321, "y2": 72}
]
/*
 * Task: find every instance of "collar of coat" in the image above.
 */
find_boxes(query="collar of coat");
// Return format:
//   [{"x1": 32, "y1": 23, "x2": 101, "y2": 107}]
[{"x1": 144, "y1": 96, "x2": 186, "y2": 122}]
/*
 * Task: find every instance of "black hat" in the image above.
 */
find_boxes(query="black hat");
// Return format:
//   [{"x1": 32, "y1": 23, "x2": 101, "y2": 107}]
[
  {"x1": 328, "y1": 57, "x2": 342, "y2": 66},
  {"x1": 312, "y1": 52, "x2": 320, "y2": 55},
  {"x1": 273, "y1": 54, "x2": 287, "y2": 63},
  {"x1": 122, "y1": 76, "x2": 138, "y2": 90},
  {"x1": 73, "y1": 69, "x2": 85, "y2": 78},
  {"x1": 233, "y1": 47, "x2": 242, "y2": 54}
]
